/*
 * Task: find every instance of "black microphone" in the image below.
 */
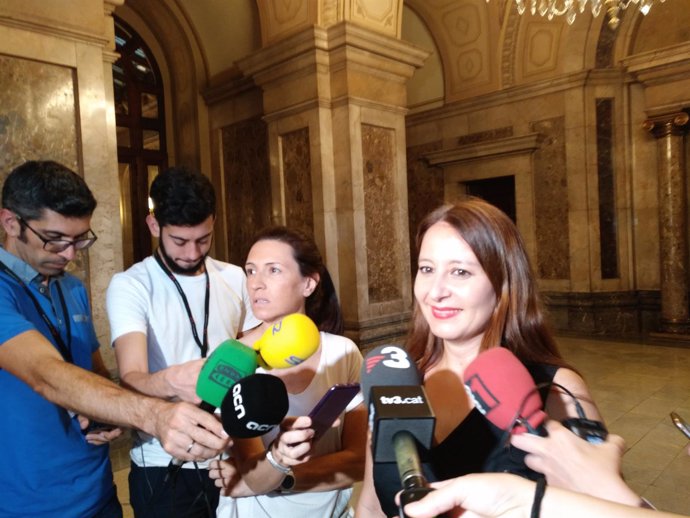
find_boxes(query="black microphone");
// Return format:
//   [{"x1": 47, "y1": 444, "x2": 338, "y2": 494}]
[
  {"x1": 361, "y1": 345, "x2": 439, "y2": 518},
  {"x1": 220, "y1": 373, "x2": 289, "y2": 438}
]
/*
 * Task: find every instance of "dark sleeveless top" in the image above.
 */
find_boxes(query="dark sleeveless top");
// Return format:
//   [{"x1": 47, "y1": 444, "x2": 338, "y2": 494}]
[{"x1": 373, "y1": 362, "x2": 559, "y2": 517}]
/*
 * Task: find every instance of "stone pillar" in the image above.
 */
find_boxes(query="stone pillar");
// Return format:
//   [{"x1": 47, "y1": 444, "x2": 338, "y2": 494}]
[
  {"x1": 237, "y1": 18, "x2": 428, "y2": 346},
  {"x1": 643, "y1": 111, "x2": 690, "y2": 334}
]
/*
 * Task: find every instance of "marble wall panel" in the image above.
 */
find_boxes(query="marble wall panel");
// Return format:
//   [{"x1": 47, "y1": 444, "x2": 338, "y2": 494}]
[
  {"x1": 531, "y1": 116, "x2": 569, "y2": 280},
  {"x1": 406, "y1": 140, "x2": 444, "y2": 273},
  {"x1": 362, "y1": 123, "x2": 402, "y2": 303},
  {"x1": 543, "y1": 290, "x2": 658, "y2": 336},
  {"x1": 281, "y1": 127, "x2": 314, "y2": 236},
  {"x1": 0, "y1": 55, "x2": 78, "y2": 176},
  {"x1": 595, "y1": 20, "x2": 616, "y2": 68},
  {"x1": 0, "y1": 54, "x2": 90, "y2": 283},
  {"x1": 221, "y1": 118, "x2": 271, "y2": 265},
  {"x1": 596, "y1": 98, "x2": 618, "y2": 279}
]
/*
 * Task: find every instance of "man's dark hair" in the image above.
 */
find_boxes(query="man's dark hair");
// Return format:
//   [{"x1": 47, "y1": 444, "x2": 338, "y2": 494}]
[
  {"x1": 2, "y1": 161, "x2": 97, "y2": 220},
  {"x1": 149, "y1": 166, "x2": 216, "y2": 227}
]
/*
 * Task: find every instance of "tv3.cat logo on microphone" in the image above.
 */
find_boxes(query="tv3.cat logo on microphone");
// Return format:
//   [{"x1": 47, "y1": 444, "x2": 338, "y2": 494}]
[
  {"x1": 378, "y1": 395, "x2": 426, "y2": 405},
  {"x1": 209, "y1": 361, "x2": 244, "y2": 389},
  {"x1": 463, "y1": 373, "x2": 500, "y2": 416}
]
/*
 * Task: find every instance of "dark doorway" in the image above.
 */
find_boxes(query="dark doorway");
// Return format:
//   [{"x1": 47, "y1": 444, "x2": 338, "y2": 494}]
[{"x1": 464, "y1": 175, "x2": 516, "y2": 223}]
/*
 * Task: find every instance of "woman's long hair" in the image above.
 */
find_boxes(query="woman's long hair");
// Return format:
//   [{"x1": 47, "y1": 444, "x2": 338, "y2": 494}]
[
  {"x1": 407, "y1": 199, "x2": 568, "y2": 374},
  {"x1": 249, "y1": 226, "x2": 344, "y2": 335}
]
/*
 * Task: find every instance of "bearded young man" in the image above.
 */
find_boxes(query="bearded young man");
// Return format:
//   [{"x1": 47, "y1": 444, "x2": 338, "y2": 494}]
[{"x1": 106, "y1": 167, "x2": 259, "y2": 518}]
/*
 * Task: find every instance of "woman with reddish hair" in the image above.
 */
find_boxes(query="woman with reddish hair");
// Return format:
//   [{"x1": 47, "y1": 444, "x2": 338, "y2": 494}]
[{"x1": 356, "y1": 199, "x2": 602, "y2": 517}]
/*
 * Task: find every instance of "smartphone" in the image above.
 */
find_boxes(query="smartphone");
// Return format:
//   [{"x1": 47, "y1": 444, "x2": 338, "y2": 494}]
[
  {"x1": 82, "y1": 420, "x2": 116, "y2": 435},
  {"x1": 671, "y1": 411, "x2": 690, "y2": 439},
  {"x1": 308, "y1": 383, "x2": 360, "y2": 443}
]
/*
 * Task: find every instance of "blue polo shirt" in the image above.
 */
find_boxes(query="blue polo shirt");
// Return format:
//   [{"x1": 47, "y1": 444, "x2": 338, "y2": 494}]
[{"x1": 0, "y1": 247, "x2": 115, "y2": 517}]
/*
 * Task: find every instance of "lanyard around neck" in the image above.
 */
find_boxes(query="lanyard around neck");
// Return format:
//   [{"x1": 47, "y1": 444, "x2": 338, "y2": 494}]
[
  {"x1": 0, "y1": 259, "x2": 73, "y2": 363},
  {"x1": 153, "y1": 250, "x2": 210, "y2": 358}
]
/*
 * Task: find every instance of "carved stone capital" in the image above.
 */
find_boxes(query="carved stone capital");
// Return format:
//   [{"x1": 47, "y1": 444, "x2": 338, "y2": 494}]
[{"x1": 643, "y1": 111, "x2": 690, "y2": 138}]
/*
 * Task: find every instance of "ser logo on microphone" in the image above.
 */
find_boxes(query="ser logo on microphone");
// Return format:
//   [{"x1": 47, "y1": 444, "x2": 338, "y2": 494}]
[
  {"x1": 284, "y1": 354, "x2": 306, "y2": 367},
  {"x1": 210, "y1": 361, "x2": 244, "y2": 389},
  {"x1": 379, "y1": 395, "x2": 425, "y2": 405}
]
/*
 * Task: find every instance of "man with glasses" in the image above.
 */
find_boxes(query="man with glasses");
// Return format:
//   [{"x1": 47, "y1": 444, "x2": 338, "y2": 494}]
[{"x1": 0, "y1": 161, "x2": 230, "y2": 518}]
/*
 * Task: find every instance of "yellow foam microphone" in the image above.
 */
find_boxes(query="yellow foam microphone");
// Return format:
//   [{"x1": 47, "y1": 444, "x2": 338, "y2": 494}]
[{"x1": 253, "y1": 313, "x2": 321, "y2": 369}]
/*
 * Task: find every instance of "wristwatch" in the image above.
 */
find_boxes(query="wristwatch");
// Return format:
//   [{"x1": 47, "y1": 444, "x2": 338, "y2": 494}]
[{"x1": 279, "y1": 471, "x2": 295, "y2": 491}]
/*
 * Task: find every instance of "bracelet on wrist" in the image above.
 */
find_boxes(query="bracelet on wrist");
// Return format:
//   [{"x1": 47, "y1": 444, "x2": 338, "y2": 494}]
[{"x1": 265, "y1": 448, "x2": 292, "y2": 475}]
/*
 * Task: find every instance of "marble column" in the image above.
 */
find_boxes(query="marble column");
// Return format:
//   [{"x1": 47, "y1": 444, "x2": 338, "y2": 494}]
[
  {"x1": 237, "y1": 21, "x2": 428, "y2": 346},
  {"x1": 643, "y1": 111, "x2": 690, "y2": 334}
]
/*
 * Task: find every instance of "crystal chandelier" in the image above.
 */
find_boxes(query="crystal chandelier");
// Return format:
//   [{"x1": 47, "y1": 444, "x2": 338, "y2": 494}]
[{"x1": 487, "y1": 0, "x2": 667, "y2": 30}]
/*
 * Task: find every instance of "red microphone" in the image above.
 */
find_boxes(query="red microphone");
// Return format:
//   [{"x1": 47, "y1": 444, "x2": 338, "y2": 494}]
[
  {"x1": 464, "y1": 347, "x2": 608, "y2": 443},
  {"x1": 463, "y1": 347, "x2": 546, "y2": 435}
]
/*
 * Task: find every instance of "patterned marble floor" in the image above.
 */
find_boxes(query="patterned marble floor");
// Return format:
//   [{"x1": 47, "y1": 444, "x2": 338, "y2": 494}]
[
  {"x1": 113, "y1": 335, "x2": 690, "y2": 516},
  {"x1": 558, "y1": 335, "x2": 690, "y2": 515}
]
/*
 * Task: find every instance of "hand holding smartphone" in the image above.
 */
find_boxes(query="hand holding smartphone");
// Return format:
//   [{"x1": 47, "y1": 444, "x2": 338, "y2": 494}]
[{"x1": 308, "y1": 383, "x2": 360, "y2": 443}]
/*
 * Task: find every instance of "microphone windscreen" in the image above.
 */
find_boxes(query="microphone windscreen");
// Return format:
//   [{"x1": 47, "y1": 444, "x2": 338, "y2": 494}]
[
  {"x1": 220, "y1": 373, "x2": 289, "y2": 438},
  {"x1": 463, "y1": 347, "x2": 546, "y2": 433},
  {"x1": 197, "y1": 339, "x2": 258, "y2": 408},
  {"x1": 360, "y1": 345, "x2": 421, "y2": 407},
  {"x1": 253, "y1": 313, "x2": 320, "y2": 369}
]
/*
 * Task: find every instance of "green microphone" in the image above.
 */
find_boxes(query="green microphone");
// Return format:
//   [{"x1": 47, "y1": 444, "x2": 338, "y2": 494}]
[
  {"x1": 169, "y1": 339, "x2": 258, "y2": 474},
  {"x1": 196, "y1": 338, "x2": 259, "y2": 411}
]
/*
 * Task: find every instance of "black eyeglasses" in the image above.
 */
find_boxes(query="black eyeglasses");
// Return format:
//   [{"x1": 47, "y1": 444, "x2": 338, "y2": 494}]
[{"x1": 16, "y1": 215, "x2": 98, "y2": 253}]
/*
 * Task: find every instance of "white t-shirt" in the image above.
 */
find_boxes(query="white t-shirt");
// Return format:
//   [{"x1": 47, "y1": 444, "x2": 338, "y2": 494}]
[
  {"x1": 106, "y1": 255, "x2": 260, "y2": 467},
  {"x1": 216, "y1": 332, "x2": 363, "y2": 518}
]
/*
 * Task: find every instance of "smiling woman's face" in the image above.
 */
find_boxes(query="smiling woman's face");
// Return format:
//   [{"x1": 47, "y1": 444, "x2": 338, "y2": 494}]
[{"x1": 413, "y1": 221, "x2": 497, "y2": 348}]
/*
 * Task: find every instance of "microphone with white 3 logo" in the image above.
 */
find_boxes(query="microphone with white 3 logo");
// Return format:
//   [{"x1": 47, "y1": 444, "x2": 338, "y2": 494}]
[{"x1": 361, "y1": 345, "x2": 443, "y2": 518}]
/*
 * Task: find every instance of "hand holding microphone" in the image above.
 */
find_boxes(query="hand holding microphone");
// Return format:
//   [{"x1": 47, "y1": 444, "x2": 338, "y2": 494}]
[
  {"x1": 196, "y1": 338, "x2": 259, "y2": 412},
  {"x1": 462, "y1": 348, "x2": 640, "y2": 505},
  {"x1": 196, "y1": 313, "x2": 320, "y2": 413},
  {"x1": 220, "y1": 373, "x2": 289, "y2": 438},
  {"x1": 170, "y1": 316, "x2": 319, "y2": 472},
  {"x1": 508, "y1": 420, "x2": 639, "y2": 505},
  {"x1": 168, "y1": 338, "x2": 258, "y2": 471},
  {"x1": 211, "y1": 374, "x2": 314, "y2": 496}
]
